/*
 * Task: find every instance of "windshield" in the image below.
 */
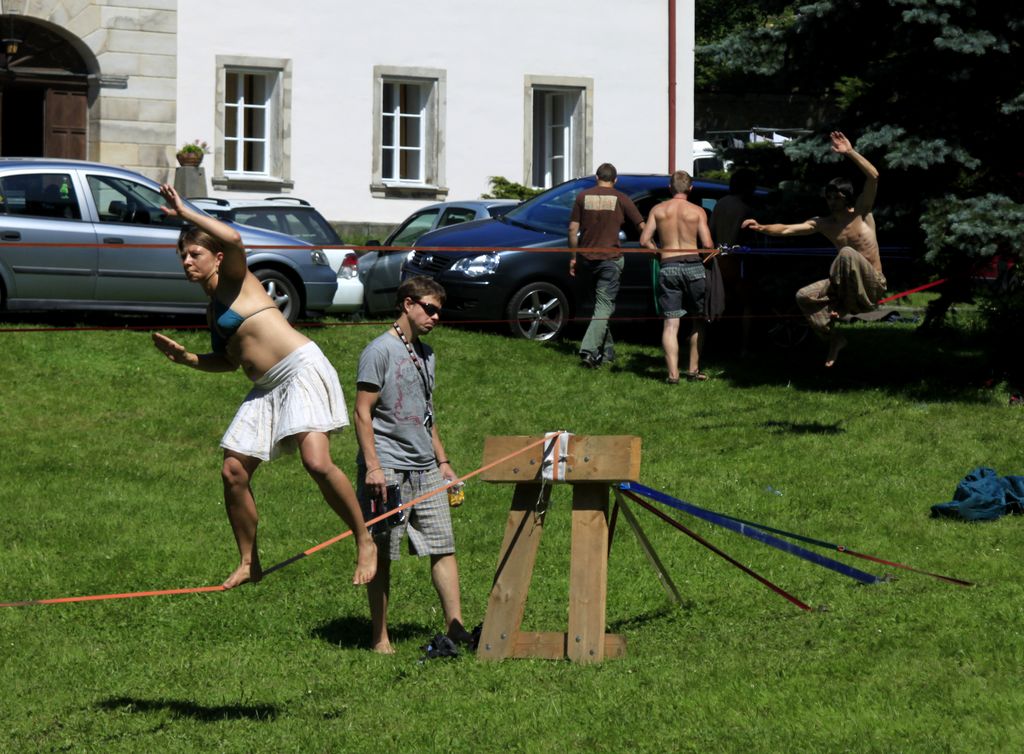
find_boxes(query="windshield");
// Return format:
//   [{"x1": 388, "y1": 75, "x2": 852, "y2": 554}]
[{"x1": 502, "y1": 177, "x2": 596, "y2": 235}]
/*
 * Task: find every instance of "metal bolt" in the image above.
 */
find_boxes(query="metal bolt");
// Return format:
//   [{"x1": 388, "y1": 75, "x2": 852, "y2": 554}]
[
  {"x1": 575, "y1": 635, "x2": 582, "y2": 643},
  {"x1": 500, "y1": 633, "x2": 507, "y2": 640},
  {"x1": 512, "y1": 466, "x2": 519, "y2": 474},
  {"x1": 485, "y1": 643, "x2": 491, "y2": 651},
  {"x1": 583, "y1": 456, "x2": 591, "y2": 463}
]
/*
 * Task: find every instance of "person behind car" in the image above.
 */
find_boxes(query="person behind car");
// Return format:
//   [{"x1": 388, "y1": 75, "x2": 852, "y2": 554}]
[
  {"x1": 150, "y1": 184, "x2": 377, "y2": 590},
  {"x1": 710, "y1": 169, "x2": 759, "y2": 356},
  {"x1": 640, "y1": 170, "x2": 715, "y2": 383},
  {"x1": 741, "y1": 131, "x2": 885, "y2": 367},
  {"x1": 568, "y1": 162, "x2": 645, "y2": 369},
  {"x1": 354, "y1": 276, "x2": 470, "y2": 654}
]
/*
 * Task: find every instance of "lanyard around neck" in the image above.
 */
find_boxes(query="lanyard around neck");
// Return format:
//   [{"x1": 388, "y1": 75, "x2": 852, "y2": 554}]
[{"x1": 392, "y1": 322, "x2": 433, "y2": 402}]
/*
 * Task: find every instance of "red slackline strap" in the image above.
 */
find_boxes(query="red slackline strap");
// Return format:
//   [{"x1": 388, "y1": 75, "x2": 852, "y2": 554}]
[{"x1": 621, "y1": 490, "x2": 813, "y2": 612}]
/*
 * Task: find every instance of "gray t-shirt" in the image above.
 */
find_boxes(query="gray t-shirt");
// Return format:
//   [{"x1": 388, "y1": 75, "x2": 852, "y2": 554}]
[{"x1": 356, "y1": 331, "x2": 436, "y2": 470}]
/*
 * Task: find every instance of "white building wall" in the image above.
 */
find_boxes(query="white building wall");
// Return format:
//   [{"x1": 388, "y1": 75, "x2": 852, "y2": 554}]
[{"x1": 176, "y1": 0, "x2": 694, "y2": 226}]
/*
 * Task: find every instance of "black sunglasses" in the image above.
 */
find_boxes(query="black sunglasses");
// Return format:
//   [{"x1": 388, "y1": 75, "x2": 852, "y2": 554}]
[{"x1": 414, "y1": 299, "x2": 442, "y2": 317}]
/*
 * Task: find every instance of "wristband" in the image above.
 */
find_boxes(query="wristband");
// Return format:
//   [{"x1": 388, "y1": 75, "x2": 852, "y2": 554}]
[
  {"x1": 436, "y1": 459, "x2": 450, "y2": 465},
  {"x1": 366, "y1": 467, "x2": 381, "y2": 474}
]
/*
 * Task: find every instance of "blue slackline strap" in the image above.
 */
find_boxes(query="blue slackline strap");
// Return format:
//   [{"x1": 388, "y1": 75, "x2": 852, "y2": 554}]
[{"x1": 620, "y1": 481, "x2": 883, "y2": 585}]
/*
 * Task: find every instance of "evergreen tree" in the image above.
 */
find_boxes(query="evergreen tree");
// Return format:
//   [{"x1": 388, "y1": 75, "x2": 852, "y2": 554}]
[
  {"x1": 699, "y1": 1, "x2": 1023, "y2": 385},
  {"x1": 700, "y1": 0, "x2": 1023, "y2": 269}
]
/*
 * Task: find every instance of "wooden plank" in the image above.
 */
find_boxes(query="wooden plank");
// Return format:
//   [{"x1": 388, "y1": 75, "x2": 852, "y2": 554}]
[
  {"x1": 512, "y1": 632, "x2": 626, "y2": 660},
  {"x1": 480, "y1": 435, "x2": 546, "y2": 483},
  {"x1": 481, "y1": 435, "x2": 641, "y2": 483},
  {"x1": 511, "y1": 631, "x2": 566, "y2": 660},
  {"x1": 567, "y1": 483, "x2": 610, "y2": 663},
  {"x1": 570, "y1": 435, "x2": 642, "y2": 483},
  {"x1": 477, "y1": 482, "x2": 549, "y2": 662}
]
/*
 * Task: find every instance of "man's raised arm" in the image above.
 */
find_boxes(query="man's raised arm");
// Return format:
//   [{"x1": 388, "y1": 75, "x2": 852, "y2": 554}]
[{"x1": 830, "y1": 131, "x2": 878, "y2": 216}]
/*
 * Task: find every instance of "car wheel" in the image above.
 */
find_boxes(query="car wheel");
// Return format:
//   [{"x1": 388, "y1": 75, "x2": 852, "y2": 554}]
[
  {"x1": 505, "y1": 281, "x2": 569, "y2": 341},
  {"x1": 253, "y1": 267, "x2": 301, "y2": 323}
]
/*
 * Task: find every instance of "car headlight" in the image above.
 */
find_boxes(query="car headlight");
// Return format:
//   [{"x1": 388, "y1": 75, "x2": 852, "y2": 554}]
[
  {"x1": 451, "y1": 253, "x2": 500, "y2": 277},
  {"x1": 309, "y1": 248, "x2": 330, "y2": 266}
]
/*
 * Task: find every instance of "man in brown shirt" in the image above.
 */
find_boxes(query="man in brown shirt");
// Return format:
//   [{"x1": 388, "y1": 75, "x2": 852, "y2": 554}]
[{"x1": 568, "y1": 162, "x2": 644, "y2": 368}]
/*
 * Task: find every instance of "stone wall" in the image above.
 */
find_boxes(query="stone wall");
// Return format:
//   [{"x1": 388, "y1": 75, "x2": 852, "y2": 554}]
[{"x1": 13, "y1": 0, "x2": 178, "y2": 181}]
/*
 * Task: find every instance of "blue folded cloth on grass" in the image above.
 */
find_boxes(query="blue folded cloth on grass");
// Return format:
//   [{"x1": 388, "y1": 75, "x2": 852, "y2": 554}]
[{"x1": 931, "y1": 467, "x2": 1024, "y2": 521}]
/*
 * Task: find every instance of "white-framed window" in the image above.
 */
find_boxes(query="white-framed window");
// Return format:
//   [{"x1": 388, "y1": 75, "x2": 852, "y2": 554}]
[
  {"x1": 524, "y1": 76, "x2": 593, "y2": 189},
  {"x1": 213, "y1": 56, "x2": 293, "y2": 190},
  {"x1": 224, "y1": 69, "x2": 273, "y2": 175},
  {"x1": 371, "y1": 66, "x2": 447, "y2": 200}
]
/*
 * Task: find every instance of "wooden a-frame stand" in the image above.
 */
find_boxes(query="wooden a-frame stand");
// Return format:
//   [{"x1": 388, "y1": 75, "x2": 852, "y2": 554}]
[{"x1": 476, "y1": 434, "x2": 642, "y2": 664}]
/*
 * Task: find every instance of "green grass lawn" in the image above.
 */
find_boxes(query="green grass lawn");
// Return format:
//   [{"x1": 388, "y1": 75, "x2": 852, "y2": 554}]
[{"x1": 1, "y1": 312, "x2": 1022, "y2": 753}]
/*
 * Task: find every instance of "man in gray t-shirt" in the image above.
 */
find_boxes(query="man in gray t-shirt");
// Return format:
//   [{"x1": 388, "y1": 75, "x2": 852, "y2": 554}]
[{"x1": 354, "y1": 276, "x2": 469, "y2": 654}]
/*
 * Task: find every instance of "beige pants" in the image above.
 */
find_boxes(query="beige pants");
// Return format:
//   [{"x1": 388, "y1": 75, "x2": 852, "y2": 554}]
[{"x1": 796, "y1": 248, "x2": 886, "y2": 338}]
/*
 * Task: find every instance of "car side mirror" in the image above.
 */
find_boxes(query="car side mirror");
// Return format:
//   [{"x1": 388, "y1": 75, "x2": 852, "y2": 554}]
[{"x1": 365, "y1": 239, "x2": 381, "y2": 246}]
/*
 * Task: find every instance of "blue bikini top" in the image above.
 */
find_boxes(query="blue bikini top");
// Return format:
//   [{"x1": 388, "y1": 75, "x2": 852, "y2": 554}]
[{"x1": 210, "y1": 300, "x2": 277, "y2": 354}]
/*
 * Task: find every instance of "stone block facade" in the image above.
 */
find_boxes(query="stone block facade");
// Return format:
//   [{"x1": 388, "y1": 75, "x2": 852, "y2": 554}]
[{"x1": 7, "y1": 0, "x2": 178, "y2": 182}]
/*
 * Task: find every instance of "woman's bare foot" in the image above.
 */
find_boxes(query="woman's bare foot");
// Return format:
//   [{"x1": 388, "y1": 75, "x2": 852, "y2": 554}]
[
  {"x1": 825, "y1": 333, "x2": 848, "y2": 368},
  {"x1": 371, "y1": 640, "x2": 395, "y2": 655},
  {"x1": 223, "y1": 560, "x2": 262, "y2": 589},
  {"x1": 352, "y1": 540, "x2": 378, "y2": 585}
]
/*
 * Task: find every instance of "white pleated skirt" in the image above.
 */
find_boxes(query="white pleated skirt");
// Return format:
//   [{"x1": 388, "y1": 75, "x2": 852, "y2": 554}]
[{"x1": 220, "y1": 342, "x2": 349, "y2": 461}]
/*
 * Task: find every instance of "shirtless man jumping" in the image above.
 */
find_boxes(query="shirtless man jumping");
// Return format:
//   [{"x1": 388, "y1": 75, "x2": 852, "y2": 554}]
[
  {"x1": 640, "y1": 170, "x2": 714, "y2": 383},
  {"x1": 742, "y1": 131, "x2": 885, "y2": 367}
]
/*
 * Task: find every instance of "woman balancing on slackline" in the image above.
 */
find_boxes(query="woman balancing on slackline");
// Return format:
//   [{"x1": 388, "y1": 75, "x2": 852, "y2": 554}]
[{"x1": 151, "y1": 184, "x2": 376, "y2": 589}]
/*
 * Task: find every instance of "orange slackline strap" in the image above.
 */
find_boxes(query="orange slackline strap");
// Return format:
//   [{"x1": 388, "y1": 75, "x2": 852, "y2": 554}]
[{"x1": 0, "y1": 433, "x2": 561, "y2": 608}]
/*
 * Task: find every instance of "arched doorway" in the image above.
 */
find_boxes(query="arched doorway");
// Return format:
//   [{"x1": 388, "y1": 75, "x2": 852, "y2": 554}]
[{"x1": 0, "y1": 15, "x2": 92, "y2": 159}]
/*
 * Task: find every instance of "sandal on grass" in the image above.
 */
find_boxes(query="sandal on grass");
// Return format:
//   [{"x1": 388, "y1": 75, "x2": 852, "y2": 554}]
[
  {"x1": 685, "y1": 371, "x2": 709, "y2": 382},
  {"x1": 665, "y1": 377, "x2": 680, "y2": 385}
]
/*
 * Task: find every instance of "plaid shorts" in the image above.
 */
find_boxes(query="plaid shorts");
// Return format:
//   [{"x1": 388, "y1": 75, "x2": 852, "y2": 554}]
[{"x1": 357, "y1": 466, "x2": 455, "y2": 560}]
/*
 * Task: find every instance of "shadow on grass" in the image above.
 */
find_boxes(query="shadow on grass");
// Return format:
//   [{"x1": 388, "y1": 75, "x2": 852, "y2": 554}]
[
  {"x1": 608, "y1": 604, "x2": 690, "y2": 631},
  {"x1": 603, "y1": 319, "x2": 993, "y2": 403},
  {"x1": 762, "y1": 420, "x2": 845, "y2": 435},
  {"x1": 97, "y1": 696, "x2": 278, "y2": 721},
  {"x1": 311, "y1": 615, "x2": 432, "y2": 650}
]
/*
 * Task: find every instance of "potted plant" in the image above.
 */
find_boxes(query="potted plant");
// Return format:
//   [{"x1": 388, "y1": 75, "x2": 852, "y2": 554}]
[{"x1": 176, "y1": 139, "x2": 210, "y2": 167}]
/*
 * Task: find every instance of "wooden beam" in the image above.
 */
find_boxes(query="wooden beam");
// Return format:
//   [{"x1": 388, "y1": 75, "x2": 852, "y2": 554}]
[
  {"x1": 512, "y1": 631, "x2": 626, "y2": 660},
  {"x1": 477, "y1": 482, "x2": 549, "y2": 662},
  {"x1": 480, "y1": 435, "x2": 641, "y2": 483},
  {"x1": 567, "y1": 483, "x2": 609, "y2": 663}
]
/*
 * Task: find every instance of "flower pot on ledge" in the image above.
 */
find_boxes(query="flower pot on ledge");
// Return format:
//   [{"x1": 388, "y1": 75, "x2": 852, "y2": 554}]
[{"x1": 176, "y1": 152, "x2": 203, "y2": 167}]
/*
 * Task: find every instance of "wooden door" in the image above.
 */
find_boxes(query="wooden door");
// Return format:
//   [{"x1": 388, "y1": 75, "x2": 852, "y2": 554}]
[{"x1": 44, "y1": 89, "x2": 87, "y2": 159}]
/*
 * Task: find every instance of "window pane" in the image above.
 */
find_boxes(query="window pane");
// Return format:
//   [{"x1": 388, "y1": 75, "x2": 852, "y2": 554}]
[
  {"x1": 225, "y1": 143, "x2": 237, "y2": 171},
  {"x1": 225, "y1": 106, "x2": 238, "y2": 138},
  {"x1": 244, "y1": 74, "x2": 267, "y2": 103},
  {"x1": 399, "y1": 115, "x2": 421, "y2": 149},
  {"x1": 226, "y1": 72, "x2": 238, "y2": 102},
  {"x1": 400, "y1": 83, "x2": 422, "y2": 114},
  {"x1": 399, "y1": 149, "x2": 419, "y2": 181},
  {"x1": 383, "y1": 82, "x2": 397, "y2": 112},
  {"x1": 244, "y1": 141, "x2": 266, "y2": 173},
  {"x1": 382, "y1": 148, "x2": 394, "y2": 180},
  {"x1": 439, "y1": 207, "x2": 477, "y2": 226},
  {"x1": 244, "y1": 107, "x2": 266, "y2": 139},
  {"x1": 391, "y1": 209, "x2": 439, "y2": 245},
  {"x1": 3, "y1": 173, "x2": 79, "y2": 220},
  {"x1": 382, "y1": 114, "x2": 394, "y2": 147}
]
